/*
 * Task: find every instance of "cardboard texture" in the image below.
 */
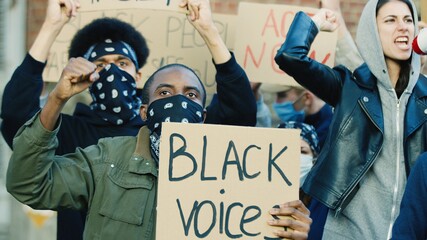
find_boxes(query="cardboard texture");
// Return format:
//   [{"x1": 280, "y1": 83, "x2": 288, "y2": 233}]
[
  {"x1": 42, "y1": 3, "x2": 235, "y2": 96},
  {"x1": 422, "y1": 0, "x2": 427, "y2": 23},
  {"x1": 234, "y1": 2, "x2": 338, "y2": 87},
  {"x1": 77, "y1": 0, "x2": 184, "y2": 12},
  {"x1": 156, "y1": 122, "x2": 300, "y2": 239}
]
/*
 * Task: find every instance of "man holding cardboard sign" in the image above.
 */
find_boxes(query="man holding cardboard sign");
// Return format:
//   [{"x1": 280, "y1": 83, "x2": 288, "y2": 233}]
[
  {"x1": 6, "y1": 0, "x2": 309, "y2": 239},
  {"x1": 1, "y1": 0, "x2": 256, "y2": 239}
]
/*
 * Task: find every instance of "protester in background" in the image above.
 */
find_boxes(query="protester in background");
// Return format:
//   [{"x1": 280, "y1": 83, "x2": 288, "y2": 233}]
[
  {"x1": 275, "y1": 0, "x2": 427, "y2": 239},
  {"x1": 250, "y1": 81, "x2": 273, "y2": 128},
  {"x1": 6, "y1": 2, "x2": 312, "y2": 239},
  {"x1": 251, "y1": 83, "x2": 332, "y2": 149},
  {"x1": 0, "y1": 0, "x2": 256, "y2": 239},
  {"x1": 278, "y1": 121, "x2": 320, "y2": 187}
]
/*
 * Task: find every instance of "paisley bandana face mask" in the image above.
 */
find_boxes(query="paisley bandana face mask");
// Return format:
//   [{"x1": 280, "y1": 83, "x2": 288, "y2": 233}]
[
  {"x1": 89, "y1": 64, "x2": 141, "y2": 125},
  {"x1": 146, "y1": 94, "x2": 204, "y2": 162}
]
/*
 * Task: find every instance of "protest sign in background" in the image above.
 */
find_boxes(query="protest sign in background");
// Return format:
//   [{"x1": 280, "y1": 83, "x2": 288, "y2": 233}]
[
  {"x1": 422, "y1": 0, "x2": 427, "y2": 23},
  {"x1": 234, "y1": 2, "x2": 338, "y2": 87},
  {"x1": 43, "y1": 0, "x2": 235, "y2": 96},
  {"x1": 76, "y1": 0, "x2": 184, "y2": 12},
  {"x1": 156, "y1": 122, "x2": 300, "y2": 239}
]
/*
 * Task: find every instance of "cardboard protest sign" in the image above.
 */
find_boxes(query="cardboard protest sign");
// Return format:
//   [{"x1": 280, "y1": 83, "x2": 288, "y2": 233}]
[
  {"x1": 43, "y1": 8, "x2": 235, "y2": 96},
  {"x1": 77, "y1": 0, "x2": 184, "y2": 12},
  {"x1": 234, "y1": 3, "x2": 338, "y2": 86},
  {"x1": 156, "y1": 122, "x2": 300, "y2": 239},
  {"x1": 422, "y1": 0, "x2": 427, "y2": 23}
]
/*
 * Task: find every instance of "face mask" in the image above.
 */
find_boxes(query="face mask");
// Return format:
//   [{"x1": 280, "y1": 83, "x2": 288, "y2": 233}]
[
  {"x1": 146, "y1": 94, "x2": 204, "y2": 162},
  {"x1": 273, "y1": 101, "x2": 305, "y2": 122},
  {"x1": 300, "y1": 154, "x2": 314, "y2": 187},
  {"x1": 89, "y1": 64, "x2": 141, "y2": 125}
]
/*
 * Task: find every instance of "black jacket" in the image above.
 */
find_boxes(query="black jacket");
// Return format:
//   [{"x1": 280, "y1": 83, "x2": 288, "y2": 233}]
[{"x1": 275, "y1": 12, "x2": 427, "y2": 213}]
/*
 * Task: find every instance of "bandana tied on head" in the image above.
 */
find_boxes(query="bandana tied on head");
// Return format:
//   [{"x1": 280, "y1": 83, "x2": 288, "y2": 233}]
[
  {"x1": 84, "y1": 39, "x2": 139, "y2": 68},
  {"x1": 278, "y1": 121, "x2": 320, "y2": 186},
  {"x1": 89, "y1": 64, "x2": 141, "y2": 125},
  {"x1": 278, "y1": 121, "x2": 320, "y2": 156},
  {"x1": 146, "y1": 95, "x2": 204, "y2": 162}
]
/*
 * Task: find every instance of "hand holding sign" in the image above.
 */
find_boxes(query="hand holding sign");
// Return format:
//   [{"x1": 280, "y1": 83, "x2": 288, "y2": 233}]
[
  {"x1": 156, "y1": 123, "x2": 308, "y2": 239},
  {"x1": 29, "y1": 0, "x2": 80, "y2": 63},
  {"x1": 181, "y1": 0, "x2": 214, "y2": 30},
  {"x1": 56, "y1": 0, "x2": 80, "y2": 18},
  {"x1": 181, "y1": 0, "x2": 232, "y2": 65},
  {"x1": 267, "y1": 200, "x2": 311, "y2": 239}
]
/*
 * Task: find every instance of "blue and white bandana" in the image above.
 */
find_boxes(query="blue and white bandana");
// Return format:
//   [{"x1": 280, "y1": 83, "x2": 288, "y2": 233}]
[
  {"x1": 146, "y1": 94, "x2": 204, "y2": 162},
  {"x1": 89, "y1": 64, "x2": 141, "y2": 125},
  {"x1": 278, "y1": 121, "x2": 320, "y2": 156},
  {"x1": 83, "y1": 39, "x2": 138, "y2": 68}
]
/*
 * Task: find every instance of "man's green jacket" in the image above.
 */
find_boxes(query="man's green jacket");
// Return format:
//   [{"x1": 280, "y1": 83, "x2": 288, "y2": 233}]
[{"x1": 6, "y1": 112, "x2": 158, "y2": 240}]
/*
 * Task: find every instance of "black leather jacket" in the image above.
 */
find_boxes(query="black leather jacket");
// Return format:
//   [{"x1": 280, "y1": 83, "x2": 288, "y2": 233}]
[{"x1": 275, "y1": 12, "x2": 427, "y2": 213}]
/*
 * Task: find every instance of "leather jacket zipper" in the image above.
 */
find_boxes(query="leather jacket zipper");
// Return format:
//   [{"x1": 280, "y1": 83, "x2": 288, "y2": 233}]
[{"x1": 334, "y1": 99, "x2": 384, "y2": 216}]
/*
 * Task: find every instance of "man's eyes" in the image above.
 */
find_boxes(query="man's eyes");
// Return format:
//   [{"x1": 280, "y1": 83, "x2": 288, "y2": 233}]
[
  {"x1": 94, "y1": 61, "x2": 129, "y2": 70},
  {"x1": 187, "y1": 92, "x2": 198, "y2": 98},
  {"x1": 119, "y1": 61, "x2": 129, "y2": 66}
]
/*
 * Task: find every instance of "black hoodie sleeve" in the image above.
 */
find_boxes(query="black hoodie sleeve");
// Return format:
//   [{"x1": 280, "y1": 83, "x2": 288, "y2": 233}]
[
  {"x1": 204, "y1": 53, "x2": 257, "y2": 126},
  {"x1": 1, "y1": 54, "x2": 44, "y2": 148}
]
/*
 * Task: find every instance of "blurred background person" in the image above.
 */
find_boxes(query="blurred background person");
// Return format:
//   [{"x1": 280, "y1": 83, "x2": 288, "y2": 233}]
[
  {"x1": 251, "y1": 83, "x2": 332, "y2": 149},
  {"x1": 277, "y1": 121, "x2": 320, "y2": 187}
]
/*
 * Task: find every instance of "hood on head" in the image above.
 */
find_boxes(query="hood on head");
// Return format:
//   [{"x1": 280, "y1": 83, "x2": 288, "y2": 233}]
[{"x1": 355, "y1": 0, "x2": 420, "y2": 90}]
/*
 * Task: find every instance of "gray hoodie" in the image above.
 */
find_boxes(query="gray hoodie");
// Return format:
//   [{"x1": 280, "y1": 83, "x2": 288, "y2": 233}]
[{"x1": 323, "y1": 0, "x2": 421, "y2": 239}]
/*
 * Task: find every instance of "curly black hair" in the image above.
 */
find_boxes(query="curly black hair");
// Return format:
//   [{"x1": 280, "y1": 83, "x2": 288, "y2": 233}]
[{"x1": 68, "y1": 18, "x2": 149, "y2": 69}]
